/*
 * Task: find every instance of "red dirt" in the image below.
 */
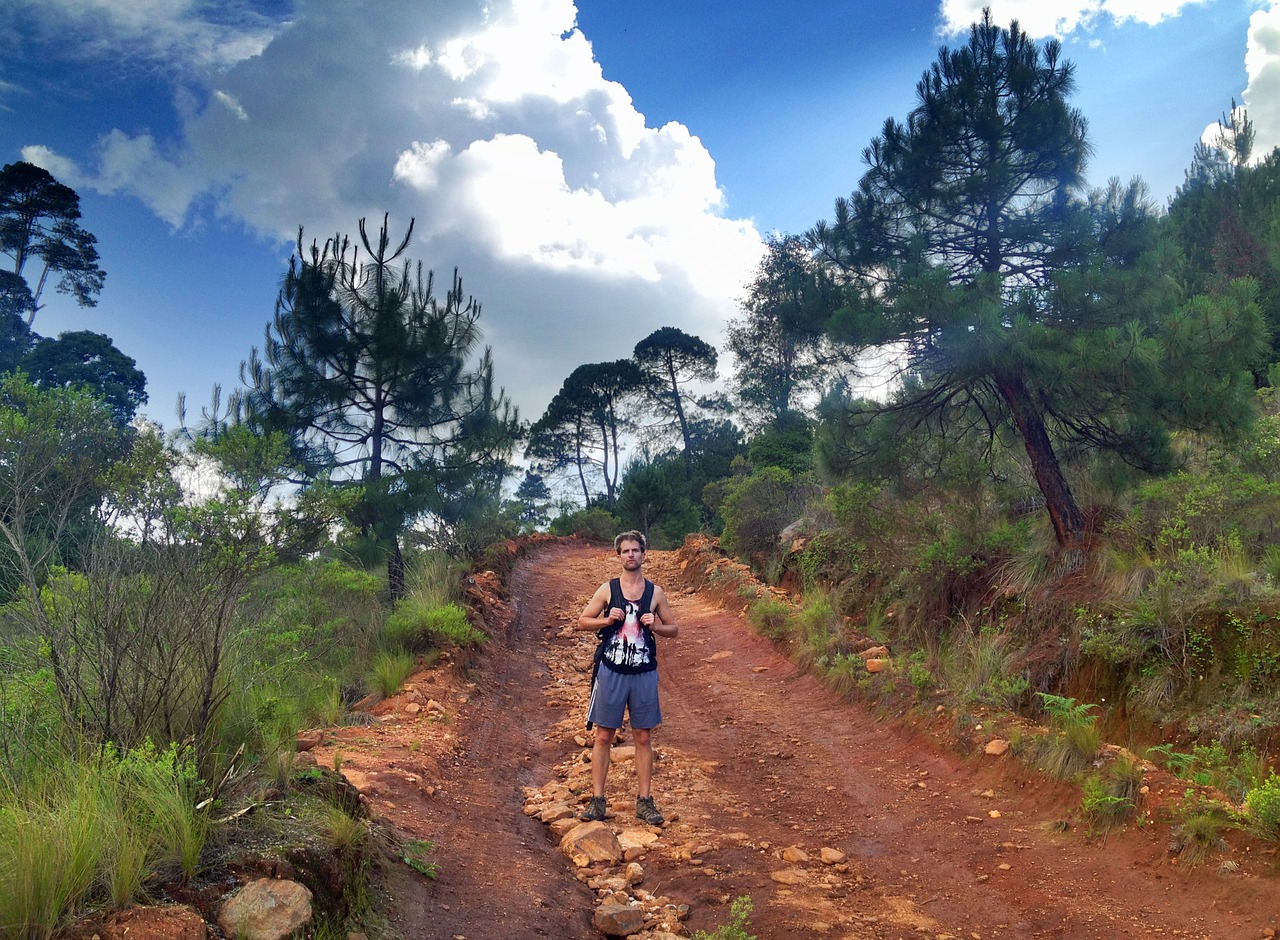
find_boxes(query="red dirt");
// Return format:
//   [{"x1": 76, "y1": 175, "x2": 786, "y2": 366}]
[{"x1": 255, "y1": 541, "x2": 1280, "y2": 937}]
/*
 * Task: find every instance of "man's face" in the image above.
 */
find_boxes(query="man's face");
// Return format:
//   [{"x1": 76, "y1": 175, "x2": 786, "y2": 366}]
[{"x1": 618, "y1": 540, "x2": 644, "y2": 570}]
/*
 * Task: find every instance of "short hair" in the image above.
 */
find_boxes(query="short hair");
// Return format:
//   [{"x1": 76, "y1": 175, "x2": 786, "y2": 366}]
[{"x1": 614, "y1": 530, "x2": 646, "y2": 554}]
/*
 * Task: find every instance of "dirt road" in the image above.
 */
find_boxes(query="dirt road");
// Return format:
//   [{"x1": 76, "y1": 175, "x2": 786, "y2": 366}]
[{"x1": 325, "y1": 541, "x2": 1280, "y2": 939}]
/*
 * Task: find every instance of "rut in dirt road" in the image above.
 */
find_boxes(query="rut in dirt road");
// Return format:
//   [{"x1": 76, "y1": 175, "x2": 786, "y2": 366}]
[{"x1": 513, "y1": 541, "x2": 1280, "y2": 940}]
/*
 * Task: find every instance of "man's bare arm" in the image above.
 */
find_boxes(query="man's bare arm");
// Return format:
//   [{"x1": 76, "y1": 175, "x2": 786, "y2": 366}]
[
  {"x1": 646, "y1": 585, "x2": 678, "y2": 639},
  {"x1": 577, "y1": 583, "x2": 620, "y2": 631}
]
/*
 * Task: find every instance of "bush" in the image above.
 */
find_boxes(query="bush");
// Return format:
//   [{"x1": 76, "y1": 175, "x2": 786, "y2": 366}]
[
  {"x1": 1245, "y1": 772, "x2": 1280, "y2": 838},
  {"x1": 747, "y1": 597, "x2": 792, "y2": 640},
  {"x1": 385, "y1": 600, "x2": 484, "y2": 651},
  {"x1": 549, "y1": 507, "x2": 618, "y2": 542},
  {"x1": 368, "y1": 650, "x2": 415, "y2": 697}
]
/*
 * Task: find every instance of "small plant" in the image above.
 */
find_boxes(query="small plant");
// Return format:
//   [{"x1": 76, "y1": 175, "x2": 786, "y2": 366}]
[
  {"x1": 401, "y1": 839, "x2": 439, "y2": 878},
  {"x1": 1244, "y1": 772, "x2": 1280, "y2": 839},
  {"x1": 747, "y1": 597, "x2": 792, "y2": 640},
  {"x1": 323, "y1": 805, "x2": 369, "y2": 852},
  {"x1": 1033, "y1": 693, "x2": 1102, "y2": 780},
  {"x1": 693, "y1": 895, "x2": 756, "y2": 940},
  {"x1": 1081, "y1": 753, "x2": 1142, "y2": 830},
  {"x1": 1171, "y1": 791, "x2": 1234, "y2": 863},
  {"x1": 367, "y1": 649, "x2": 415, "y2": 697}
]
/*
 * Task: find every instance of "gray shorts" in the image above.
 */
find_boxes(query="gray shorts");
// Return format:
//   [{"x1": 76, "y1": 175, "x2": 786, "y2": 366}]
[{"x1": 587, "y1": 666, "x2": 662, "y2": 730}]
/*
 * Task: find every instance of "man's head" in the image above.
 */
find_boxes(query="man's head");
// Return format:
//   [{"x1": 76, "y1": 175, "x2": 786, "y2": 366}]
[{"x1": 614, "y1": 530, "x2": 646, "y2": 556}]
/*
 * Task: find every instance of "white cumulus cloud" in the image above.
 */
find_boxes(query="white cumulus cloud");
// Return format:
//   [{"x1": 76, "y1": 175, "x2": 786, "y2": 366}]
[
  {"x1": 1245, "y1": 1, "x2": 1280, "y2": 158},
  {"x1": 22, "y1": 0, "x2": 764, "y2": 417},
  {"x1": 938, "y1": 0, "x2": 1207, "y2": 38}
]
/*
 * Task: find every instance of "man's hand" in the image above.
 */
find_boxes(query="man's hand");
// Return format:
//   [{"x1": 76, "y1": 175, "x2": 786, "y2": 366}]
[{"x1": 607, "y1": 606, "x2": 624, "y2": 623}]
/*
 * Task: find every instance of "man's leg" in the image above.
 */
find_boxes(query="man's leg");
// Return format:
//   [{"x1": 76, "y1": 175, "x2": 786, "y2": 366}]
[
  {"x1": 591, "y1": 725, "x2": 617, "y2": 796},
  {"x1": 632, "y1": 727, "x2": 653, "y2": 797}
]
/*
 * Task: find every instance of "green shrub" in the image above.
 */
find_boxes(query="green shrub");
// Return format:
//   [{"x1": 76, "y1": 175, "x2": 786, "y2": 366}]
[
  {"x1": 549, "y1": 507, "x2": 618, "y2": 542},
  {"x1": 1245, "y1": 772, "x2": 1280, "y2": 838},
  {"x1": 747, "y1": 597, "x2": 792, "y2": 640},
  {"x1": 1171, "y1": 791, "x2": 1234, "y2": 862},
  {"x1": 368, "y1": 650, "x2": 415, "y2": 697},
  {"x1": 693, "y1": 895, "x2": 756, "y2": 940},
  {"x1": 1034, "y1": 693, "x2": 1102, "y2": 780},
  {"x1": 385, "y1": 600, "x2": 484, "y2": 651}
]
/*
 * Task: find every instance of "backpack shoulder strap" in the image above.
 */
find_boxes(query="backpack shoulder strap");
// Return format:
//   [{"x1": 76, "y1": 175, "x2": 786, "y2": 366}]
[{"x1": 639, "y1": 579, "x2": 655, "y2": 615}]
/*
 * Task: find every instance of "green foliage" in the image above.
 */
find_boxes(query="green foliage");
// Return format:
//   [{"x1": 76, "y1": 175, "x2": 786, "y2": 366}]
[
  {"x1": 239, "y1": 215, "x2": 519, "y2": 596},
  {"x1": 720, "y1": 467, "x2": 817, "y2": 578},
  {"x1": 616, "y1": 454, "x2": 701, "y2": 548},
  {"x1": 0, "y1": 741, "x2": 209, "y2": 937},
  {"x1": 385, "y1": 600, "x2": 483, "y2": 652},
  {"x1": 942, "y1": 629, "x2": 1029, "y2": 709},
  {"x1": 1245, "y1": 772, "x2": 1280, "y2": 838},
  {"x1": 747, "y1": 597, "x2": 792, "y2": 640},
  {"x1": 1171, "y1": 791, "x2": 1234, "y2": 862},
  {"x1": 1146, "y1": 741, "x2": 1266, "y2": 803},
  {"x1": 693, "y1": 895, "x2": 756, "y2": 940},
  {"x1": 528, "y1": 359, "x2": 644, "y2": 511},
  {"x1": 1081, "y1": 751, "x2": 1143, "y2": 828},
  {"x1": 1034, "y1": 693, "x2": 1102, "y2": 780},
  {"x1": 549, "y1": 506, "x2": 618, "y2": 542},
  {"x1": 400, "y1": 839, "x2": 439, "y2": 878},
  {"x1": 0, "y1": 161, "x2": 106, "y2": 327},
  {"x1": 367, "y1": 650, "x2": 414, "y2": 697}
]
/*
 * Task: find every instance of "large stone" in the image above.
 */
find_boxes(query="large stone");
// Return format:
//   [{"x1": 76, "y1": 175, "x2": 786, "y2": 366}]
[
  {"x1": 294, "y1": 730, "x2": 324, "y2": 752},
  {"x1": 560, "y1": 821, "x2": 623, "y2": 867},
  {"x1": 218, "y1": 879, "x2": 313, "y2": 940},
  {"x1": 985, "y1": 739, "x2": 1011, "y2": 756},
  {"x1": 770, "y1": 868, "x2": 810, "y2": 885},
  {"x1": 593, "y1": 902, "x2": 646, "y2": 937}
]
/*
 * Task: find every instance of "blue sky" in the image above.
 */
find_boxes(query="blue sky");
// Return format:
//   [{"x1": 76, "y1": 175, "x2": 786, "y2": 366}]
[{"x1": 2, "y1": 0, "x2": 1277, "y2": 432}]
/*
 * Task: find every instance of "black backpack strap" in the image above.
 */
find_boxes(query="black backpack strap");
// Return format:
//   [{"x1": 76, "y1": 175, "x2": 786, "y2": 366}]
[{"x1": 586, "y1": 579, "x2": 623, "y2": 730}]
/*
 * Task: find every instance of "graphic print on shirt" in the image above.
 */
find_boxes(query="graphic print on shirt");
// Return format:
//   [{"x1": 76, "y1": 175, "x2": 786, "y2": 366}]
[{"x1": 602, "y1": 600, "x2": 652, "y2": 669}]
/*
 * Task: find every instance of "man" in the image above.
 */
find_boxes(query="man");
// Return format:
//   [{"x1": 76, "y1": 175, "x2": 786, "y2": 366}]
[{"x1": 576, "y1": 530, "x2": 679, "y2": 826}]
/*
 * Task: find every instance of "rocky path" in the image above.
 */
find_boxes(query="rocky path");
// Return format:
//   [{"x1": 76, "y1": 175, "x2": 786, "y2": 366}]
[{"x1": 324, "y1": 541, "x2": 1280, "y2": 939}]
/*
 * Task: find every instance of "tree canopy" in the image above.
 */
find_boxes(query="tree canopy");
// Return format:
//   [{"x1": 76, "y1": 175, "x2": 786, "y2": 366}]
[
  {"x1": 238, "y1": 215, "x2": 518, "y2": 595},
  {"x1": 807, "y1": 11, "x2": 1268, "y2": 548},
  {"x1": 0, "y1": 161, "x2": 105, "y2": 328},
  {"x1": 633, "y1": 326, "x2": 718, "y2": 478},
  {"x1": 527, "y1": 359, "x2": 644, "y2": 510}
]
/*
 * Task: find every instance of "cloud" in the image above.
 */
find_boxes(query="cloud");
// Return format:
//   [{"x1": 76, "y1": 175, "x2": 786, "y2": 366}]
[
  {"x1": 5, "y1": 0, "x2": 283, "y2": 71},
  {"x1": 1245, "y1": 1, "x2": 1280, "y2": 158},
  {"x1": 23, "y1": 0, "x2": 763, "y2": 418},
  {"x1": 938, "y1": 0, "x2": 1207, "y2": 38}
]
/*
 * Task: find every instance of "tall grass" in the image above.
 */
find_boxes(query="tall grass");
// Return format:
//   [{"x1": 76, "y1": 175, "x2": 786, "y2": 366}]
[
  {"x1": 0, "y1": 744, "x2": 210, "y2": 938},
  {"x1": 368, "y1": 650, "x2": 415, "y2": 697}
]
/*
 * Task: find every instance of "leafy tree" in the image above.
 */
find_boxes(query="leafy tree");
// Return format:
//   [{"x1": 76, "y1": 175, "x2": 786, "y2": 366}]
[
  {"x1": 727, "y1": 234, "x2": 836, "y2": 433},
  {"x1": 806, "y1": 11, "x2": 1267, "y2": 549},
  {"x1": 0, "y1": 373, "x2": 123, "y2": 598},
  {"x1": 25, "y1": 330, "x2": 147, "y2": 427},
  {"x1": 633, "y1": 326, "x2": 718, "y2": 477},
  {"x1": 1163, "y1": 106, "x2": 1280, "y2": 364},
  {"x1": 0, "y1": 161, "x2": 105, "y2": 328},
  {"x1": 238, "y1": 215, "x2": 518, "y2": 597},
  {"x1": 616, "y1": 453, "x2": 700, "y2": 547},
  {"x1": 527, "y1": 359, "x2": 643, "y2": 510},
  {"x1": 507, "y1": 470, "x2": 552, "y2": 532}
]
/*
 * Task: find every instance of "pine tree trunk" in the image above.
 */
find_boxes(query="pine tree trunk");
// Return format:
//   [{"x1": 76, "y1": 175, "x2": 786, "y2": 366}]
[
  {"x1": 994, "y1": 371, "x2": 1086, "y2": 547},
  {"x1": 388, "y1": 536, "x2": 406, "y2": 602}
]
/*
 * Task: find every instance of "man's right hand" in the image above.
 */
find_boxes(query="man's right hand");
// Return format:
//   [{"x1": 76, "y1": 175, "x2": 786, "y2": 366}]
[{"x1": 606, "y1": 606, "x2": 624, "y2": 623}]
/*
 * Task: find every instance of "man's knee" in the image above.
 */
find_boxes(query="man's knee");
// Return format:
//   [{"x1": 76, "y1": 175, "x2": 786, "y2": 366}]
[
  {"x1": 593, "y1": 727, "x2": 618, "y2": 747},
  {"x1": 631, "y1": 728, "x2": 653, "y2": 747}
]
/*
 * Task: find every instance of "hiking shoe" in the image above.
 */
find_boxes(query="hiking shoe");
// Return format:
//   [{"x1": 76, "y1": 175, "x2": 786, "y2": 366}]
[
  {"x1": 579, "y1": 796, "x2": 607, "y2": 822},
  {"x1": 635, "y1": 795, "x2": 665, "y2": 826}
]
